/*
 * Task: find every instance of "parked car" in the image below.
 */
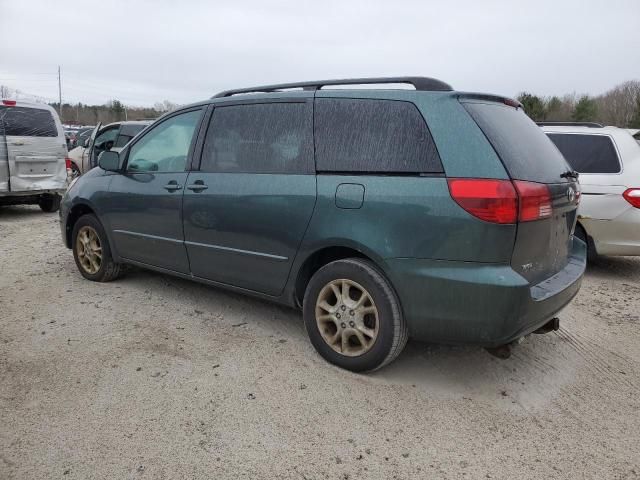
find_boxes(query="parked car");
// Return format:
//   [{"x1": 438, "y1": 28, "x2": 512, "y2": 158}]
[
  {"x1": 0, "y1": 99, "x2": 68, "y2": 211},
  {"x1": 68, "y1": 121, "x2": 151, "y2": 176},
  {"x1": 540, "y1": 122, "x2": 640, "y2": 258},
  {"x1": 60, "y1": 77, "x2": 585, "y2": 372}
]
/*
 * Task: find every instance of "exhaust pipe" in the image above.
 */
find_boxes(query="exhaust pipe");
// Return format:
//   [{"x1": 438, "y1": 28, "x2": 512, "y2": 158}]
[
  {"x1": 486, "y1": 318, "x2": 560, "y2": 359},
  {"x1": 533, "y1": 317, "x2": 560, "y2": 335}
]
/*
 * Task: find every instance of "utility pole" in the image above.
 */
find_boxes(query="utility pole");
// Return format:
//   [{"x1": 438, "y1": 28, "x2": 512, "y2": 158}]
[{"x1": 58, "y1": 65, "x2": 63, "y2": 122}]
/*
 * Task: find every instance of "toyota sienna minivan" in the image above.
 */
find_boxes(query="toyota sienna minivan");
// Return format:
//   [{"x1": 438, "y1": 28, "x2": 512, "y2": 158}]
[{"x1": 59, "y1": 77, "x2": 586, "y2": 372}]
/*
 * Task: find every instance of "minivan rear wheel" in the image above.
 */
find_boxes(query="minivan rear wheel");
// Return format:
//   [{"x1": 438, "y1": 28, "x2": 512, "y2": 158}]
[
  {"x1": 303, "y1": 258, "x2": 408, "y2": 372},
  {"x1": 72, "y1": 214, "x2": 122, "y2": 282},
  {"x1": 38, "y1": 193, "x2": 61, "y2": 213}
]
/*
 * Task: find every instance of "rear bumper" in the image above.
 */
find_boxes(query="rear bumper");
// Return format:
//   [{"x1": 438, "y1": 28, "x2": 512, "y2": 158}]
[
  {"x1": 582, "y1": 209, "x2": 640, "y2": 256},
  {"x1": 386, "y1": 237, "x2": 586, "y2": 346}
]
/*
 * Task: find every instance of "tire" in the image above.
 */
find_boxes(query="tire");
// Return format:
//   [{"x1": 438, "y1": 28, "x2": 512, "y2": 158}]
[
  {"x1": 72, "y1": 214, "x2": 122, "y2": 282},
  {"x1": 574, "y1": 223, "x2": 596, "y2": 262},
  {"x1": 38, "y1": 193, "x2": 61, "y2": 213},
  {"x1": 303, "y1": 258, "x2": 408, "y2": 372}
]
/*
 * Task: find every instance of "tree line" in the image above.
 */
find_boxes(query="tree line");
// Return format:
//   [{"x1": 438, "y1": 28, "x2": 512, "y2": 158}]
[
  {"x1": 3, "y1": 79, "x2": 640, "y2": 128},
  {"x1": 517, "y1": 80, "x2": 640, "y2": 128}
]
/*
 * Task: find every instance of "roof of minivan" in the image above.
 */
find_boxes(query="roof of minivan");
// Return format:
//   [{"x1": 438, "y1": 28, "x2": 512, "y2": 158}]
[{"x1": 1, "y1": 99, "x2": 57, "y2": 112}]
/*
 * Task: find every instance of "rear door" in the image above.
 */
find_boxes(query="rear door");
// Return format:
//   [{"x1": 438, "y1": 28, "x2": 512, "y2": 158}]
[
  {"x1": 182, "y1": 98, "x2": 317, "y2": 295},
  {"x1": 0, "y1": 104, "x2": 67, "y2": 192},
  {"x1": 463, "y1": 100, "x2": 580, "y2": 284}
]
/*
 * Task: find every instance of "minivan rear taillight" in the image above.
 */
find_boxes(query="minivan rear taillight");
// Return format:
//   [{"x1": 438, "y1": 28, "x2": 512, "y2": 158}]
[
  {"x1": 448, "y1": 178, "x2": 552, "y2": 224},
  {"x1": 65, "y1": 157, "x2": 72, "y2": 169},
  {"x1": 623, "y1": 188, "x2": 640, "y2": 208},
  {"x1": 513, "y1": 180, "x2": 552, "y2": 221}
]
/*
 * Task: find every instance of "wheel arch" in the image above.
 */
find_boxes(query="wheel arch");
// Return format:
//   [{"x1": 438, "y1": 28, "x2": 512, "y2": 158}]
[
  {"x1": 64, "y1": 202, "x2": 97, "y2": 248},
  {"x1": 293, "y1": 242, "x2": 390, "y2": 308}
]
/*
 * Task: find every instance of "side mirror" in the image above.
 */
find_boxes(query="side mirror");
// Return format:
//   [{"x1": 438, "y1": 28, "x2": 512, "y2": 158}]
[{"x1": 98, "y1": 150, "x2": 120, "y2": 172}]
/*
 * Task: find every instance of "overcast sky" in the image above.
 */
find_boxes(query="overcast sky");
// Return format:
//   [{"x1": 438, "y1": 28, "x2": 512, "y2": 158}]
[{"x1": 1, "y1": 0, "x2": 638, "y2": 106}]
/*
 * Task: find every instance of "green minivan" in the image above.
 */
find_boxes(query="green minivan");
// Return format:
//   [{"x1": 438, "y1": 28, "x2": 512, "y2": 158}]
[{"x1": 60, "y1": 77, "x2": 586, "y2": 372}]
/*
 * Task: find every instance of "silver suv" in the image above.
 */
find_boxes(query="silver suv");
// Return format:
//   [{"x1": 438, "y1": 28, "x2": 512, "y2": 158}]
[{"x1": 0, "y1": 99, "x2": 67, "y2": 212}]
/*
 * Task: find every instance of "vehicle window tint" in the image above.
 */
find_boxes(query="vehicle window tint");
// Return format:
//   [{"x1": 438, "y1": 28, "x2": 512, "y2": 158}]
[
  {"x1": 127, "y1": 110, "x2": 201, "y2": 173},
  {"x1": 201, "y1": 103, "x2": 313, "y2": 174},
  {"x1": 463, "y1": 102, "x2": 571, "y2": 183},
  {"x1": 314, "y1": 98, "x2": 442, "y2": 173},
  {"x1": 0, "y1": 106, "x2": 57, "y2": 137},
  {"x1": 546, "y1": 133, "x2": 621, "y2": 174},
  {"x1": 114, "y1": 134, "x2": 133, "y2": 148},
  {"x1": 94, "y1": 126, "x2": 119, "y2": 150}
]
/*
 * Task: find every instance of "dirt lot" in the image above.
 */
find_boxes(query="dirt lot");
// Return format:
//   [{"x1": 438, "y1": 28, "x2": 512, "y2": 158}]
[{"x1": 1, "y1": 205, "x2": 639, "y2": 479}]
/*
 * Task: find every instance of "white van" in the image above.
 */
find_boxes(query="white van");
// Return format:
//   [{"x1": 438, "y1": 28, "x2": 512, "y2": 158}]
[
  {"x1": 541, "y1": 122, "x2": 640, "y2": 258},
  {"x1": 0, "y1": 99, "x2": 68, "y2": 212}
]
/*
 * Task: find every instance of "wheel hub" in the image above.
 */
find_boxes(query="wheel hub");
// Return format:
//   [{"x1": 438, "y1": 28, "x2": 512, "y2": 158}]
[{"x1": 315, "y1": 278, "x2": 379, "y2": 357}]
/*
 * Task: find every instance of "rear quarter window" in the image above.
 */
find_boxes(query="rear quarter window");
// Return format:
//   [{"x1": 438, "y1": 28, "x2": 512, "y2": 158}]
[
  {"x1": 314, "y1": 98, "x2": 442, "y2": 173},
  {"x1": 546, "y1": 133, "x2": 621, "y2": 174},
  {"x1": 0, "y1": 106, "x2": 58, "y2": 137},
  {"x1": 463, "y1": 101, "x2": 570, "y2": 183}
]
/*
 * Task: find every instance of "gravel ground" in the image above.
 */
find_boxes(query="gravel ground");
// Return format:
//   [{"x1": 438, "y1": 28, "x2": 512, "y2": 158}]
[{"x1": 1, "y1": 205, "x2": 639, "y2": 480}]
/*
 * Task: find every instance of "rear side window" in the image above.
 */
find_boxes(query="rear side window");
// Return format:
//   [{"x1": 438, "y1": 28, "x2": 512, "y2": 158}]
[
  {"x1": 315, "y1": 98, "x2": 442, "y2": 173},
  {"x1": 546, "y1": 133, "x2": 620, "y2": 174},
  {"x1": 200, "y1": 102, "x2": 313, "y2": 174},
  {"x1": 0, "y1": 106, "x2": 57, "y2": 137},
  {"x1": 463, "y1": 102, "x2": 570, "y2": 183}
]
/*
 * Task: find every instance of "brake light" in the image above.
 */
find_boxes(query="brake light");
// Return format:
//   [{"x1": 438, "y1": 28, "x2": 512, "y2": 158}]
[
  {"x1": 623, "y1": 188, "x2": 640, "y2": 208},
  {"x1": 448, "y1": 179, "x2": 553, "y2": 224},
  {"x1": 2, "y1": 99, "x2": 16, "y2": 106},
  {"x1": 65, "y1": 157, "x2": 72, "y2": 169},
  {"x1": 514, "y1": 180, "x2": 552, "y2": 221},
  {"x1": 448, "y1": 179, "x2": 518, "y2": 224}
]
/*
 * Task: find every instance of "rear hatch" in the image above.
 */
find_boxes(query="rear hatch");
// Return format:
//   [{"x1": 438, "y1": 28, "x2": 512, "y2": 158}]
[
  {"x1": 462, "y1": 99, "x2": 580, "y2": 284},
  {"x1": 0, "y1": 103, "x2": 67, "y2": 192}
]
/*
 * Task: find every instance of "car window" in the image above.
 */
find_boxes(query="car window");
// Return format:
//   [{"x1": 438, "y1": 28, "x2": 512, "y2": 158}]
[
  {"x1": 94, "y1": 126, "x2": 120, "y2": 150},
  {"x1": 127, "y1": 110, "x2": 201, "y2": 173},
  {"x1": 200, "y1": 102, "x2": 313, "y2": 174},
  {"x1": 0, "y1": 106, "x2": 57, "y2": 137},
  {"x1": 546, "y1": 133, "x2": 621, "y2": 174},
  {"x1": 463, "y1": 102, "x2": 571, "y2": 183},
  {"x1": 114, "y1": 124, "x2": 147, "y2": 148},
  {"x1": 314, "y1": 98, "x2": 442, "y2": 173}
]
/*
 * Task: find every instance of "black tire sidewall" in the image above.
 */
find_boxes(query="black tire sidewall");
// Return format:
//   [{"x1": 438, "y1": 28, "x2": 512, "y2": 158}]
[
  {"x1": 39, "y1": 194, "x2": 61, "y2": 212},
  {"x1": 72, "y1": 214, "x2": 113, "y2": 281},
  {"x1": 303, "y1": 259, "x2": 399, "y2": 372}
]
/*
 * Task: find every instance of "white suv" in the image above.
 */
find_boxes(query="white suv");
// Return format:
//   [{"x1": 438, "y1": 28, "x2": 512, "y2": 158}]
[{"x1": 541, "y1": 122, "x2": 640, "y2": 258}]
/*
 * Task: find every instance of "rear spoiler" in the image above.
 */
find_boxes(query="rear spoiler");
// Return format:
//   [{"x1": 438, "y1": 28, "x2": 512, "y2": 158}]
[{"x1": 456, "y1": 93, "x2": 523, "y2": 109}]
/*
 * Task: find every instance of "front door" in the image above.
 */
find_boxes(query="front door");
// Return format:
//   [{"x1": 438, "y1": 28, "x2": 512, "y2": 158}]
[
  {"x1": 104, "y1": 108, "x2": 203, "y2": 273},
  {"x1": 183, "y1": 99, "x2": 317, "y2": 295}
]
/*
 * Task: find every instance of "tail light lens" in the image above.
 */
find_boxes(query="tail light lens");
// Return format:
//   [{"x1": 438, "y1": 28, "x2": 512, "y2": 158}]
[
  {"x1": 65, "y1": 157, "x2": 72, "y2": 169},
  {"x1": 623, "y1": 188, "x2": 640, "y2": 208},
  {"x1": 514, "y1": 180, "x2": 552, "y2": 221},
  {"x1": 448, "y1": 178, "x2": 553, "y2": 224},
  {"x1": 448, "y1": 179, "x2": 518, "y2": 224}
]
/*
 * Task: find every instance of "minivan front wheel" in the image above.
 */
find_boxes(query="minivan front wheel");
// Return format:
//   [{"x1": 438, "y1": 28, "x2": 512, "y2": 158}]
[
  {"x1": 72, "y1": 214, "x2": 122, "y2": 282},
  {"x1": 303, "y1": 258, "x2": 408, "y2": 372}
]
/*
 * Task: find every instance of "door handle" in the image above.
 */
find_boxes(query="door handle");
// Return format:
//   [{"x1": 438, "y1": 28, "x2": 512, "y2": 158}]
[
  {"x1": 186, "y1": 182, "x2": 208, "y2": 192},
  {"x1": 163, "y1": 182, "x2": 182, "y2": 192}
]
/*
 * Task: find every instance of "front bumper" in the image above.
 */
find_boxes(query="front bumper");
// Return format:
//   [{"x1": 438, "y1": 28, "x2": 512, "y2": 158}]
[{"x1": 385, "y1": 237, "x2": 586, "y2": 346}]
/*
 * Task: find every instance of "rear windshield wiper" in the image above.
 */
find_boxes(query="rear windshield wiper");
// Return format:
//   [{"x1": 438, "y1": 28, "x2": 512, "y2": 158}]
[{"x1": 560, "y1": 170, "x2": 579, "y2": 180}]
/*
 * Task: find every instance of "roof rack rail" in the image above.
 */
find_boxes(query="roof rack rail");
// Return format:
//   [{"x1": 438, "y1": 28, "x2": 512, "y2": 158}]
[
  {"x1": 536, "y1": 121, "x2": 604, "y2": 128},
  {"x1": 212, "y1": 76, "x2": 453, "y2": 98}
]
